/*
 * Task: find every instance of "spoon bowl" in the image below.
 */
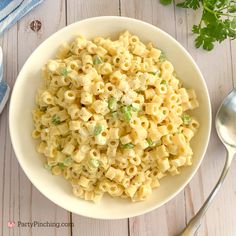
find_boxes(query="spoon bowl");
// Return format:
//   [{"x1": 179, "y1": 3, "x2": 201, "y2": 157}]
[{"x1": 216, "y1": 89, "x2": 236, "y2": 150}]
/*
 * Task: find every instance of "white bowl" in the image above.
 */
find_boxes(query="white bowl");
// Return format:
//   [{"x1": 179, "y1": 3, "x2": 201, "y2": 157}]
[{"x1": 9, "y1": 16, "x2": 211, "y2": 219}]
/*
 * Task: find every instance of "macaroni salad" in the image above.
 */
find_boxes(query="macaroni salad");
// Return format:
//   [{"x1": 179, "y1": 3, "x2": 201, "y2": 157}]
[{"x1": 32, "y1": 31, "x2": 199, "y2": 202}]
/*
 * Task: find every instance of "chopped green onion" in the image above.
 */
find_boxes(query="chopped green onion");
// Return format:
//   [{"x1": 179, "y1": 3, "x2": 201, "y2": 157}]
[
  {"x1": 94, "y1": 124, "x2": 103, "y2": 136},
  {"x1": 58, "y1": 163, "x2": 65, "y2": 170},
  {"x1": 89, "y1": 158, "x2": 100, "y2": 168},
  {"x1": 108, "y1": 97, "x2": 117, "y2": 111},
  {"x1": 121, "y1": 106, "x2": 132, "y2": 122},
  {"x1": 160, "y1": 80, "x2": 167, "y2": 85},
  {"x1": 63, "y1": 157, "x2": 73, "y2": 166},
  {"x1": 159, "y1": 51, "x2": 166, "y2": 61},
  {"x1": 44, "y1": 163, "x2": 51, "y2": 171},
  {"x1": 182, "y1": 114, "x2": 192, "y2": 125},
  {"x1": 52, "y1": 114, "x2": 61, "y2": 125},
  {"x1": 61, "y1": 68, "x2": 70, "y2": 76},
  {"x1": 149, "y1": 72, "x2": 157, "y2": 76},
  {"x1": 147, "y1": 138, "x2": 154, "y2": 147},
  {"x1": 149, "y1": 70, "x2": 160, "y2": 76},
  {"x1": 122, "y1": 143, "x2": 134, "y2": 149},
  {"x1": 93, "y1": 55, "x2": 103, "y2": 65}
]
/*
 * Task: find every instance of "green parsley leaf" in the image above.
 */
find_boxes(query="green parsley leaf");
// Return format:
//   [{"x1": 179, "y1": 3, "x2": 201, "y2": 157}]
[
  {"x1": 93, "y1": 55, "x2": 103, "y2": 65},
  {"x1": 160, "y1": 0, "x2": 172, "y2": 5},
  {"x1": 161, "y1": 0, "x2": 236, "y2": 51},
  {"x1": 94, "y1": 124, "x2": 103, "y2": 136},
  {"x1": 176, "y1": 0, "x2": 200, "y2": 10},
  {"x1": 182, "y1": 114, "x2": 192, "y2": 125},
  {"x1": 52, "y1": 114, "x2": 61, "y2": 125},
  {"x1": 108, "y1": 97, "x2": 117, "y2": 110},
  {"x1": 229, "y1": 6, "x2": 236, "y2": 13},
  {"x1": 122, "y1": 143, "x2": 134, "y2": 149},
  {"x1": 61, "y1": 68, "x2": 70, "y2": 76}
]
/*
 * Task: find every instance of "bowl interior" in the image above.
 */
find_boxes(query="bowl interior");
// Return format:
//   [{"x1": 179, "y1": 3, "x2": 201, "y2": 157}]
[{"x1": 9, "y1": 16, "x2": 211, "y2": 219}]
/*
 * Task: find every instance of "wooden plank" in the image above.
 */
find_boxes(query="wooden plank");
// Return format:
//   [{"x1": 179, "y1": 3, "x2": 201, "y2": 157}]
[
  {"x1": 120, "y1": 1, "x2": 186, "y2": 235},
  {"x1": 0, "y1": 25, "x2": 19, "y2": 236},
  {"x1": 66, "y1": 0, "x2": 128, "y2": 235},
  {"x1": 0, "y1": 1, "x2": 71, "y2": 236},
  {"x1": 182, "y1": 7, "x2": 235, "y2": 236},
  {"x1": 231, "y1": 40, "x2": 236, "y2": 86},
  {"x1": 121, "y1": 0, "x2": 176, "y2": 38}
]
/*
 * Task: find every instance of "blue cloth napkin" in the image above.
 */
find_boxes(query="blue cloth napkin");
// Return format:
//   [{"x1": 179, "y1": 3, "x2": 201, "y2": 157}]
[
  {"x1": 0, "y1": 0, "x2": 44, "y2": 113},
  {"x1": 0, "y1": 46, "x2": 10, "y2": 113}
]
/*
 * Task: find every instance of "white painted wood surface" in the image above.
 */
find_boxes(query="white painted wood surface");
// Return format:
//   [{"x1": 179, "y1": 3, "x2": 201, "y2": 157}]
[{"x1": 0, "y1": 0, "x2": 236, "y2": 235}]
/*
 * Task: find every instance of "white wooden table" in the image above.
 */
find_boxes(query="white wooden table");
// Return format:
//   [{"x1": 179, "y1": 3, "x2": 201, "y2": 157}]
[{"x1": 0, "y1": 0, "x2": 236, "y2": 235}]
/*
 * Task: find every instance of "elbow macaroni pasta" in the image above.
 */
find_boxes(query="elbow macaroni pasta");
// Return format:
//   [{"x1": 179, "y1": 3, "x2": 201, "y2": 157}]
[{"x1": 32, "y1": 31, "x2": 200, "y2": 203}]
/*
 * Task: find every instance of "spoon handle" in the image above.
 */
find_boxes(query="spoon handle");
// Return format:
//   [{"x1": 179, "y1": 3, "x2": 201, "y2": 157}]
[{"x1": 180, "y1": 149, "x2": 234, "y2": 236}]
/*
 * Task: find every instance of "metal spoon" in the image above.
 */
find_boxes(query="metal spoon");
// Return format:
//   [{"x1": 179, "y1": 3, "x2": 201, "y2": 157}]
[{"x1": 181, "y1": 89, "x2": 236, "y2": 236}]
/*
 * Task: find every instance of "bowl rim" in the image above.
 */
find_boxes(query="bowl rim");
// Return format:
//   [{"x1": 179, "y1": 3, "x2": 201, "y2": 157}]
[{"x1": 9, "y1": 16, "x2": 212, "y2": 219}]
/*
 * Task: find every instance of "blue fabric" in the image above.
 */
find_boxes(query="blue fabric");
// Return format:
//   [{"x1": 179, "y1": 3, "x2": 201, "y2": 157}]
[
  {"x1": 0, "y1": 0, "x2": 44, "y2": 35},
  {"x1": 0, "y1": 80, "x2": 8, "y2": 101},
  {"x1": 0, "y1": 0, "x2": 15, "y2": 10},
  {"x1": 0, "y1": 0, "x2": 43, "y2": 113},
  {"x1": 0, "y1": 49, "x2": 10, "y2": 114}
]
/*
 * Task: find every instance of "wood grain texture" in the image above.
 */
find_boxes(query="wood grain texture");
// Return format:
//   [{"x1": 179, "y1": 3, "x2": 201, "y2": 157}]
[
  {"x1": 66, "y1": 1, "x2": 128, "y2": 235},
  {"x1": 0, "y1": 1, "x2": 71, "y2": 236},
  {"x1": 0, "y1": 0, "x2": 236, "y2": 235},
  {"x1": 183, "y1": 7, "x2": 236, "y2": 236},
  {"x1": 0, "y1": 25, "x2": 19, "y2": 236}
]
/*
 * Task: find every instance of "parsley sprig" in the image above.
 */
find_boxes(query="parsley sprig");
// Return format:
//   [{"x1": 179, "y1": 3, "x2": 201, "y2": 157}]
[{"x1": 160, "y1": 0, "x2": 236, "y2": 51}]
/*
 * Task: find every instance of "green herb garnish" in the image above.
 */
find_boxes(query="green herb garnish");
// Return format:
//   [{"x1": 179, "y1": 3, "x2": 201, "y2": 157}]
[
  {"x1": 160, "y1": 0, "x2": 236, "y2": 51},
  {"x1": 108, "y1": 97, "x2": 117, "y2": 110},
  {"x1": 182, "y1": 114, "x2": 192, "y2": 125},
  {"x1": 121, "y1": 105, "x2": 132, "y2": 122},
  {"x1": 58, "y1": 163, "x2": 65, "y2": 170},
  {"x1": 63, "y1": 157, "x2": 73, "y2": 166},
  {"x1": 93, "y1": 55, "x2": 103, "y2": 65},
  {"x1": 94, "y1": 124, "x2": 103, "y2": 136},
  {"x1": 160, "y1": 80, "x2": 167, "y2": 85},
  {"x1": 147, "y1": 138, "x2": 154, "y2": 147},
  {"x1": 61, "y1": 68, "x2": 70, "y2": 76},
  {"x1": 149, "y1": 70, "x2": 161, "y2": 76},
  {"x1": 122, "y1": 143, "x2": 134, "y2": 149},
  {"x1": 159, "y1": 51, "x2": 166, "y2": 61},
  {"x1": 160, "y1": 0, "x2": 172, "y2": 5},
  {"x1": 52, "y1": 114, "x2": 61, "y2": 125}
]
